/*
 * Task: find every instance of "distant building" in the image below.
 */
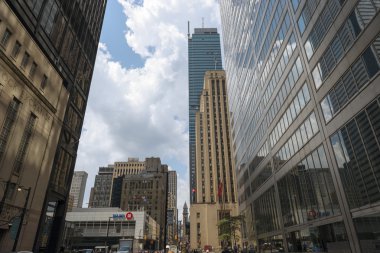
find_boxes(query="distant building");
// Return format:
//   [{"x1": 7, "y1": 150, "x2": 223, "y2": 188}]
[
  {"x1": 115, "y1": 157, "x2": 169, "y2": 249},
  {"x1": 69, "y1": 171, "x2": 88, "y2": 208},
  {"x1": 89, "y1": 166, "x2": 114, "y2": 208},
  {"x1": 190, "y1": 70, "x2": 239, "y2": 250},
  {"x1": 182, "y1": 202, "x2": 189, "y2": 244},
  {"x1": 167, "y1": 171, "x2": 178, "y2": 244},
  {"x1": 188, "y1": 27, "x2": 223, "y2": 204},
  {"x1": 113, "y1": 158, "x2": 145, "y2": 178}
]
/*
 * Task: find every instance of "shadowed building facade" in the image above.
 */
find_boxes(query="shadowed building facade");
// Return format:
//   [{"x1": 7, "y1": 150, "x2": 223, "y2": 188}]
[
  {"x1": 219, "y1": 0, "x2": 380, "y2": 252},
  {"x1": 190, "y1": 70, "x2": 239, "y2": 250},
  {"x1": 188, "y1": 28, "x2": 223, "y2": 204},
  {"x1": 0, "y1": 0, "x2": 106, "y2": 251}
]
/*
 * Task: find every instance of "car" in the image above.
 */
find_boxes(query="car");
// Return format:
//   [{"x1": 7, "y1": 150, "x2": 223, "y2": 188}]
[
  {"x1": 117, "y1": 246, "x2": 131, "y2": 253},
  {"x1": 78, "y1": 249, "x2": 95, "y2": 253}
]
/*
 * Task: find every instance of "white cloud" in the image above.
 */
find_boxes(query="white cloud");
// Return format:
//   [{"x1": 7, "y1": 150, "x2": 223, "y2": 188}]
[{"x1": 75, "y1": 0, "x2": 221, "y2": 215}]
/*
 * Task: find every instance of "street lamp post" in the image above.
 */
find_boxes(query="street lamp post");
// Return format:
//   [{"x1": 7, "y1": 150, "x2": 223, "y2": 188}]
[
  {"x1": 12, "y1": 186, "x2": 31, "y2": 251},
  {"x1": 105, "y1": 217, "x2": 112, "y2": 250}
]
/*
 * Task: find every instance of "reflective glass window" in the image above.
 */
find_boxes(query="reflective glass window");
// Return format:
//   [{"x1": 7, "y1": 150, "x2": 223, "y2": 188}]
[
  {"x1": 330, "y1": 99, "x2": 380, "y2": 209},
  {"x1": 312, "y1": 64, "x2": 322, "y2": 89},
  {"x1": 305, "y1": 40, "x2": 313, "y2": 59},
  {"x1": 321, "y1": 97, "x2": 333, "y2": 122},
  {"x1": 354, "y1": 214, "x2": 380, "y2": 253},
  {"x1": 286, "y1": 222, "x2": 351, "y2": 253}
]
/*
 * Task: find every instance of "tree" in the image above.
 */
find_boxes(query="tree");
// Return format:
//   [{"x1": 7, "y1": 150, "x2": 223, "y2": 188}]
[{"x1": 217, "y1": 215, "x2": 245, "y2": 248}]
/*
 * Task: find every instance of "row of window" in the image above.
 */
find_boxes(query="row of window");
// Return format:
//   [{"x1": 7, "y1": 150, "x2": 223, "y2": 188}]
[
  {"x1": 297, "y1": 0, "x2": 321, "y2": 34},
  {"x1": 236, "y1": 35, "x2": 298, "y2": 164},
  {"x1": 321, "y1": 43, "x2": 380, "y2": 122},
  {"x1": 260, "y1": 12, "x2": 291, "y2": 85},
  {"x1": 275, "y1": 112, "x2": 319, "y2": 168},
  {"x1": 232, "y1": 3, "x2": 289, "y2": 156},
  {"x1": 253, "y1": 186, "x2": 281, "y2": 235},
  {"x1": 0, "y1": 26, "x2": 48, "y2": 90},
  {"x1": 270, "y1": 83, "x2": 310, "y2": 148},
  {"x1": 256, "y1": 2, "x2": 288, "y2": 73},
  {"x1": 278, "y1": 145, "x2": 340, "y2": 228},
  {"x1": 304, "y1": 0, "x2": 345, "y2": 59},
  {"x1": 312, "y1": 1, "x2": 380, "y2": 90},
  {"x1": 330, "y1": 96, "x2": 380, "y2": 209},
  {"x1": 250, "y1": 162, "x2": 272, "y2": 195},
  {"x1": 240, "y1": 55, "x2": 304, "y2": 174}
]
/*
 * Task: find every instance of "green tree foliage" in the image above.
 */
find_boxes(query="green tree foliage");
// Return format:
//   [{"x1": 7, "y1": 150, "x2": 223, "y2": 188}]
[{"x1": 217, "y1": 215, "x2": 244, "y2": 247}]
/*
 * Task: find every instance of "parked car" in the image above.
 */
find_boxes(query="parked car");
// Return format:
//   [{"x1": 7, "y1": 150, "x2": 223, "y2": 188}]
[
  {"x1": 117, "y1": 246, "x2": 131, "y2": 253},
  {"x1": 78, "y1": 249, "x2": 95, "y2": 253}
]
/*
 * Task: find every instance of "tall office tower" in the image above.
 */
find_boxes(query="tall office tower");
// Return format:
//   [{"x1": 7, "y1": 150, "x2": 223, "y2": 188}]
[
  {"x1": 219, "y1": 1, "x2": 380, "y2": 252},
  {"x1": 89, "y1": 166, "x2": 113, "y2": 208},
  {"x1": 190, "y1": 70, "x2": 238, "y2": 250},
  {"x1": 167, "y1": 171, "x2": 178, "y2": 244},
  {"x1": 188, "y1": 27, "x2": 223, "y2": 203},
  {"x1": 69, "y1": 171, "x2": 88, "y2": 208},
  {"x1": 119, "y1": 157, "x2": 169, "y2": 248},
  {"x1": 0, "y1": 0, "x2": 106, "y2": 252}
]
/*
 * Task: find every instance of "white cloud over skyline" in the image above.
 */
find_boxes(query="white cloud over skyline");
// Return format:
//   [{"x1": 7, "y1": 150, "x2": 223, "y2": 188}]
[{"x1": 74, "y1": 0, "x2": 222, "y2": 215}]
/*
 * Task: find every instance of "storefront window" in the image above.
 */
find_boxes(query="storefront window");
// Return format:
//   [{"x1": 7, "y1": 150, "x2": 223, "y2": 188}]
[{"x1": 286, "y1": 222, "x2": 350, "y2": 252}]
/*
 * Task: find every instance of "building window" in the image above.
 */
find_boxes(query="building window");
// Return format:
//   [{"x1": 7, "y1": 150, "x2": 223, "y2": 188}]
[
  {"x1": 40, "y1": 75, "x2": 48, "y2": 90},
  {"x1": 330, "y1": 97, "x2": 380, "y2": 209},
  {"x1": 0, "y1": 98, "x2": 21, "y2": 161},
  {"x1": 13, "y1": 114, "x2": 37, "y2": 174},
  {"x1": 29, "y1": 62, "x2": 38, "y2": 79},
  {"x1": 11, "y1": 41, "x2": 21, "y2": 58},
  {"x1": 1, "y1": 28, "x2": 12, "y2": 48},
  {"x1": 21, "y1": 52, "x2": 30, "y2": 69}
]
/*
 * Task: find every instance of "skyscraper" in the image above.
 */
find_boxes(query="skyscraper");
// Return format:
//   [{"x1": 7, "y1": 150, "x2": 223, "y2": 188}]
[
  {"x1": 69, "y1": 171, "x2": 88, "y2": 208},
  {"x1": 0, "y1": 0, "x2": 106, "y2": 251},
  {"x1": 188, "y1": 27, "x2": 223, "y2": 203},
  {"x1": 89, "y1": 166, "x2": 114, "y2": 208},
  {"x1": 190, "y1": 70, "x2": 238, "y2": 250},
  {"x1": 219, "y1": 1, "x2": 380, "y2": 252}
]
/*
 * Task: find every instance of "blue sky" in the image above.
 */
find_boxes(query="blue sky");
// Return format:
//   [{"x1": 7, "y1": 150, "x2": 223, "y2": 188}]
[{"x1": 74, "y1": 0, "x2": 222, "y2": 215}]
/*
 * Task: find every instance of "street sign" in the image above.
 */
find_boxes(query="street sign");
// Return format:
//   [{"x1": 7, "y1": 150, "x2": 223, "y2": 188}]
[{"x1": 126, "y1": 212, "x2": 133, "y2": 220}]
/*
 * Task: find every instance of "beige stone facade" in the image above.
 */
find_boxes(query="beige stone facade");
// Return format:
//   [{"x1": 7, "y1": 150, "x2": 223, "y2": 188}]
[
  {"x1": 190, "y1": 70, "x2": 239, "y2": 251},
  {"x1": 113, "y1": 158, "x2": 146, "y2": 178},
  {"x1": 0, "y1": 1, "x2": 69, "y2": 251}
]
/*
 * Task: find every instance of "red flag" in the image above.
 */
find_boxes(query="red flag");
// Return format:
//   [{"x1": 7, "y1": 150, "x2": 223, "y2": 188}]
[{"x1": 218, "y1": 181, "x2": 223, "y2": 199}]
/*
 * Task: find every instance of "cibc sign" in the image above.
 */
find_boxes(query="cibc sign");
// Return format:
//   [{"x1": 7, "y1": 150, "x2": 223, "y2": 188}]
[{"x1": 112, "y1": 212, "x2": 134, "y2": 220}]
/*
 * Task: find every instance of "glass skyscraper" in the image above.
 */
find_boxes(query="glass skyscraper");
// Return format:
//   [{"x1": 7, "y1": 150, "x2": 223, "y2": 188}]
[
  {"x1": 219, "y1": 1, "x2": 380, "y2": 252},
  {"x1": 188, "y1": 28, "x2": 223, "y2": 203}
]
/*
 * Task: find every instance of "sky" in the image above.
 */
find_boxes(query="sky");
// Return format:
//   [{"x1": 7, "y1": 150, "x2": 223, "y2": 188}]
[{"x1": 74, "y1": 0, "x2": 222, "y2": 216}]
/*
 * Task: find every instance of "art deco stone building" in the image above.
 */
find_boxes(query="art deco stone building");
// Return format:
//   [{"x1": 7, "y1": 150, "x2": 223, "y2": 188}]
[
  {"x1": 0, "y1": 0, "x2": 106, "y2": 252},
  {"x1": 190, "y1": 70, "x2": 239, "y2": 250},
  {"x1": 219, "y1": 0, "x2": 380, "y2": 252},
  {"x1": 188, "y1": 28, "x2": 223, "y2": 203}
]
